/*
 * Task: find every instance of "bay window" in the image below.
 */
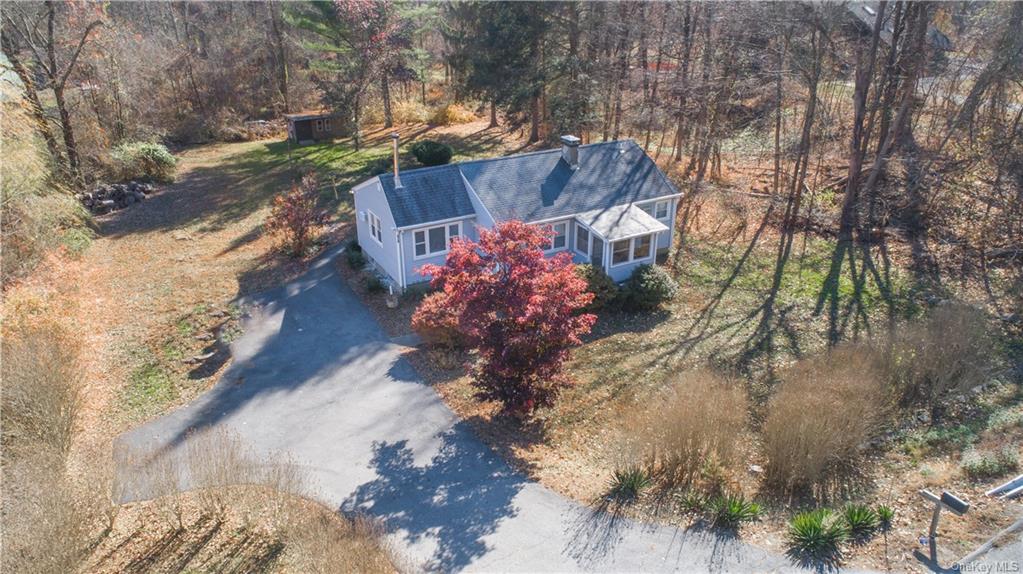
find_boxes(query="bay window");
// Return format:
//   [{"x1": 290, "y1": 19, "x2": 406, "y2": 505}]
[{"x1": 548, "y1": 221, "x2": 567, "y2": 251}]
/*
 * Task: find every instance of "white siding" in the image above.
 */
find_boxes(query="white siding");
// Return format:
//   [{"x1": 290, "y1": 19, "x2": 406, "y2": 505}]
[{"x1": 352, "y1": 178, "x2": 402, "y2": 286}]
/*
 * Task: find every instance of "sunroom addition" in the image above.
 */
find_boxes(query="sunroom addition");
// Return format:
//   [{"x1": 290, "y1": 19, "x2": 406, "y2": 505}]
[{"x1": 574, "y1": 204, "x2": 669, "y2": 274}]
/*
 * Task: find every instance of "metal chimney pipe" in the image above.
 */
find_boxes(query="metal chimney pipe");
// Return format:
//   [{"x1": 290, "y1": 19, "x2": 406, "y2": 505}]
[{"x1": 391, "y1": 132, "x2": 402, "y2": 188}]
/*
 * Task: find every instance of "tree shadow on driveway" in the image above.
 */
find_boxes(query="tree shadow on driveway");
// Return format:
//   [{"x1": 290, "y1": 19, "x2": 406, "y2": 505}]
[{"x1": 341, "y1": 432, "x2": 525, "y2": 572}]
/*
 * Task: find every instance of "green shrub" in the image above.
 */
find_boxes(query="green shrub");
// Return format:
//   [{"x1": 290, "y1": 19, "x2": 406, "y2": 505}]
[
  {"x1": 365, "y1": 276, "x2": 387, "y2": 294},
  {"x1": 409, "y1": 140, "x2": 453, "y2": 166},
  {"x1": 960, "y1": 446, "x2": 1020, "y2": 479},
  {"x1": 876, "y1": 504, "x2": 895, "y2": 531},
  {"x1": 348, "y1": 238, "x2": 362, "y2": 253},
  {"x1": 841, "y1": 504, "x2": 878, "y2": 540},
  {"x1": 346, "y1": 249, "x2": 367, "y2": 270},
  {"x1": 708, "y1": 493, "x2": 761, "y2": 529},
  {"x1": 621, "y1": 264, "x2": 678, "y2": 311},
  {"x1": 110, "y1": 142, "x2": 177, "y2": 182},
  {"x1": 607, "y1": 465, "x2": 651, "y2": 501},
  {"x1": 574, "y1": 264, "x2": 618, "y2": 311},
  {"x1": 788, "y1": 509, "x2": 847, "y2": 558}
]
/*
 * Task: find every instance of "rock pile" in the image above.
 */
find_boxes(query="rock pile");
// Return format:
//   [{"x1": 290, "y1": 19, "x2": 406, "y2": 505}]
[{"x1": 78, "y1": 181, "x2": 156, "y2": 214}]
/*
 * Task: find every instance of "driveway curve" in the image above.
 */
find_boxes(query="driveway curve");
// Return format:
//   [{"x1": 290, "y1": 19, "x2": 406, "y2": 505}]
[{"x1": 116, "y1": 245, "x2": 801, "y2": 573}]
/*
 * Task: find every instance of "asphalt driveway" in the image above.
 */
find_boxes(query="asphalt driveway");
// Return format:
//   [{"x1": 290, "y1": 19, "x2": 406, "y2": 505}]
[{"x1": 116, "y1": 245, "x2": 799, "y2": 572}]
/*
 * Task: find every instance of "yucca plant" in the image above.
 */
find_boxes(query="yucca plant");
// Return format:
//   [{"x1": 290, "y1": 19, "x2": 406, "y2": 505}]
[
  {"x1": 675, "y1": 489, "x2": 708, "y2": 514},
  {"x1": 607, "y1": 466, "x2": 651, "y2": 501},
  {"x1": 788, "y1": 509, "x2": 848, "y2": 558},
  {"x1": 876, "y1": 504, "x2": 895, "y2": 531},
  {"x1": 708, "y1": 493, "x2": 762, "y2": 529},
  {"x1": 842, "y1": 504, "x2": 879, "y2": 540}
]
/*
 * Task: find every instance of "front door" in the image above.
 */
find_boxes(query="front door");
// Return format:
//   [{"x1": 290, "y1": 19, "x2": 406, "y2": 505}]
[{"x1": 590, "y1": 238, "x2": 604, "y2": 270}]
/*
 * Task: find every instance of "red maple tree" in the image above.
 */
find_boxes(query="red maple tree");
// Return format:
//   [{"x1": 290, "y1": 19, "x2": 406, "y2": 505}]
[{"x1": 418, "y1": 221, "x2": 596, "y2": 415}]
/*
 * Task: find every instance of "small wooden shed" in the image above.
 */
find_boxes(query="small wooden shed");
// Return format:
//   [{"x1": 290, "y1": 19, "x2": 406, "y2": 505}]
[{"x1": 285, "y1": 111, "x2": 342, "y2": 145}]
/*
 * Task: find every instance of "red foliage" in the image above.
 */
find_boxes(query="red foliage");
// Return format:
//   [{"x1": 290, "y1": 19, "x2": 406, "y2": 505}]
[
  {"x1": 265, "y1": 174, "x2": 321, "y2": 258},
  {"x1": 410, "y1": 291, "x2": 465, "y2": 349},
  {"x1": 418, "y1": 221, "x2": 596, "y2": 415}
]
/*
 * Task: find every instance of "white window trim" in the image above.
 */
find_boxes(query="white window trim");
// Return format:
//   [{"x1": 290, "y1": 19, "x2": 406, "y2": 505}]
[
  {"x1": 638, "y1": 199, "x2": 672, "y2": 223},
  {"x1": 368, "y1": 210, "x2": 383, "y2": 246},
  {"x1": 412, "y1": 221, "x2": 462, "y2": 260},
  {"x1": 610, "y1": 233, "x2": 656, "y2": 268},
  {"x1": 543, "y1": 221, "x2": 569, "y2": 253}
]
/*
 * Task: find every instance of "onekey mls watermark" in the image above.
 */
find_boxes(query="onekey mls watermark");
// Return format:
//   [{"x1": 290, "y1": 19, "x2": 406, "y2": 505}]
[{"x1": 955, "y1": 561, "x2": 1021, "y2": 573}]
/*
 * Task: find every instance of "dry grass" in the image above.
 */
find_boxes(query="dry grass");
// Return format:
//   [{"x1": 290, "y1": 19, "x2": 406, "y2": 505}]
[
  {"x1": 622, "y1": 370, "x2": 749, "y2": 490},
  {"x1": 110, "y1": 428, "x2": 396, "y2": 573},
  {"x1": 0, "y1": 315, "x2": 102, "y2": 574},
  {"x1": 762, "y1": 346, "x2": 890, "y2": 495},
  {"x1": 885, "y1": 302, "x2": 995, "y2": 411}
]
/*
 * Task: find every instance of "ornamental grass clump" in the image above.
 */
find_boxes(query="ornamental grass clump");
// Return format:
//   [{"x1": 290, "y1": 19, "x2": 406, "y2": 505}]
[{"x1": 762, "y1": 346, "x2": 889, "y2": 494}]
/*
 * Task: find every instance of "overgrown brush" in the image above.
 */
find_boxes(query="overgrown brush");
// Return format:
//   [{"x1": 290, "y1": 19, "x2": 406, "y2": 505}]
[
  {"x1": 960, "y1": 446, "x2": 1020, "y2": 479},
  {"x1": 1, "y1": 96, "x2": 91, "y2": 286},
  {"x1": 762, "y1": 346, "x2": 889, "y2": 494},
  {"x1": 429, "y1": 102, "x2": 477, "y2": 126},
  {"x1": 627, "y1": 370, "x2": 748, "y2": 488}
]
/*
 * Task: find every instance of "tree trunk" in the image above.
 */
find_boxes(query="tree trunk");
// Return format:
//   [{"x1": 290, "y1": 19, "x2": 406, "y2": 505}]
[
  {"x1": 489, "y1": 101, "x2": 499, "y2": 128},
  {"x1": 267, "y1": 0, "x2": 290, "y2": 113},
  {"x1": 381, "y1": 74, "x2": 393, "y2": 128},
  {"x1": 529, "y1": 93, "x2": 541, "y2": 142}
]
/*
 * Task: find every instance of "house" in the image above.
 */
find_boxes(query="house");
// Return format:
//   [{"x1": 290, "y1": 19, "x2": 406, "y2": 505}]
[
  {"x1": 352, "y1": 134, "x2": 681, "y2": 289},
  {"x1": 285, "y1": 111, "x2": 343, "y2": 144}
]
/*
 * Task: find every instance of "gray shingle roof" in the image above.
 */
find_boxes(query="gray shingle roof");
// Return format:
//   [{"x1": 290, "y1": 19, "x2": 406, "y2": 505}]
[
  {"x1": 576, "y1": 204, "x2": 669, "y2": 240},
  {"x1": 374, "y1": 140, "x2": 678, "y2": 228},
  {"x1": 378, "y1": 165, "x2": 475, "y2": 228}
]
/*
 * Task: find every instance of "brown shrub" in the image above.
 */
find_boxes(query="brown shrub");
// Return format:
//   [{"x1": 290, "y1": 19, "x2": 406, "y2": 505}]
[
  {"x1": 762, "y1": 346, "x2": 889, "y2": 493},
  {"x1": 411, "y1": 291, "x2": 465, "y2": 349},
  {"x1": 265, "y1": 174, "x2": 322, "y2": 258},
  {"x1": 624, "y1": 370, "x2": 749, "y2": 489},
  {"x1": 429, "y1": 103, "x2": 477, "y2": 126},
  {"x1": 885, "y1": 302, "x2": 995, "y2": 411}
]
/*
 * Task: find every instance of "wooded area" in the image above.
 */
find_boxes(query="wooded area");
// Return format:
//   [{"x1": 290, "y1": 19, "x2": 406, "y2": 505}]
[{"x1": 4, "y1": 1, "x2": 1020, "y2": 326}]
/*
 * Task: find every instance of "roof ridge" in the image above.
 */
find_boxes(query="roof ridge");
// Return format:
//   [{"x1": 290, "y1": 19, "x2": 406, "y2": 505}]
[{"x1": 380, "y1": 139, "x2": 641, "y2": 181}]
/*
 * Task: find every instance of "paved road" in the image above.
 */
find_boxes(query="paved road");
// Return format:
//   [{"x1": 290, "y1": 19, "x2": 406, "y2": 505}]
[{"x1": 116, "y1": 246, "x2": 801, "y2": 572}]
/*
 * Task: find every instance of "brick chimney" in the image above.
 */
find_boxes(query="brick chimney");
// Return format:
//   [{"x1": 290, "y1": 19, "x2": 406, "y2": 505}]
[{"x1": 560, "y1": 135, "x2": 580, "y2": 170}]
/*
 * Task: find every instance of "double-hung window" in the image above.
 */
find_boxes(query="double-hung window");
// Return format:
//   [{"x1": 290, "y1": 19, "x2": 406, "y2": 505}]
[
  {"x1": 611, "y1": 234, "x2": 655, "y2": 267},
  {"x1": 413, "y1": 222, "x2": 461, "y2": 258},
  {"x1": 575, "y1": 224, "x2": 590, "y2": 255},
  {"x1": 368, "y1": 211, "x2": 383, "y2": 245},
  {"x1": 547, "y1": 221, "x2": 567, "y2": 251},
  {"x1": 640, "y1": 200, "x2": 671, "y2": 222}
]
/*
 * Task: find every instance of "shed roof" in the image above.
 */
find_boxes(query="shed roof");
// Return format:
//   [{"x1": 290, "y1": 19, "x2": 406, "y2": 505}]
[
  {"x1": 284, "y1": 111, "x2": 335, "y2": 121},
  {"x1": 576, "y1": 204, "x2": 669, "y2": 241}
]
